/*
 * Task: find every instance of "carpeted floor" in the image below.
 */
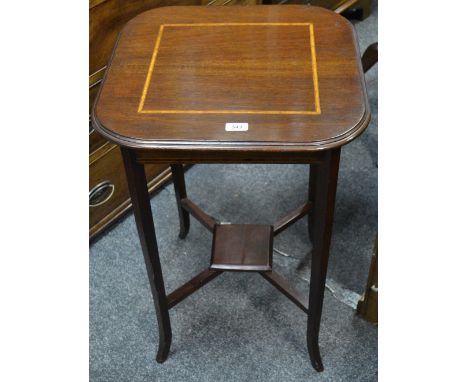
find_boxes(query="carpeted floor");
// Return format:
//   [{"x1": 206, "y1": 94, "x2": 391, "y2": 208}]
[{"x1": 90, "y1": 3, "x2": 378, "y2": 381}]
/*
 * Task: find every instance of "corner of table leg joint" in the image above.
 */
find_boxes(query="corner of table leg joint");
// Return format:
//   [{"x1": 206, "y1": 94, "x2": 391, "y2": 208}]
[{"x1": 210, "y1": 224, "x2": 273, "y2": 272}]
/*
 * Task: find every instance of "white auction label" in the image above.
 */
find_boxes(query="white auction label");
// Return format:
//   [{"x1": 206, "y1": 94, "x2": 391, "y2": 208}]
[{"x1": 225, "y1": 123, "x2": 248, "y2": 131}]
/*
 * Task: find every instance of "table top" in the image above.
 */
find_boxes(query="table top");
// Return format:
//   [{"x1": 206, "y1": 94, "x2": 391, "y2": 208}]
[{"x1": 93, "y1": 5, "x2": 370, "y2": 153}]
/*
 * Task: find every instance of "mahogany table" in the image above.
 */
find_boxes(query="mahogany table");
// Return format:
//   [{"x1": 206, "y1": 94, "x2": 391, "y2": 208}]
[{"x1": 92, "y1": 5, "x2": 370, "y2": 372}]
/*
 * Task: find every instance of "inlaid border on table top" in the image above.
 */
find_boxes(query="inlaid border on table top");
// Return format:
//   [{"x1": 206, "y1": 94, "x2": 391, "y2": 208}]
[{"x1": 137, "y1": 23, "x2": 321, "y2": 115}]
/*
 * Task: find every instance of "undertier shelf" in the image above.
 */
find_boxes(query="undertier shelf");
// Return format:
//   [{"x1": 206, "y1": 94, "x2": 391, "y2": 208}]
[{"x1": 210, "y1": 224, "x2": 273, "y2": 272}]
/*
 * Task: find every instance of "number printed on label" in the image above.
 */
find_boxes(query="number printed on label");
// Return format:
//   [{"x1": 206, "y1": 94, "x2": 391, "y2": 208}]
[{"x1": 225, "y1": 123, "x2": 248, "y2": 132}]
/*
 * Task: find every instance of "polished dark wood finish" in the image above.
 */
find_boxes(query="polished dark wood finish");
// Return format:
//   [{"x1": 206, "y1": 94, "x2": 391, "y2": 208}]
[
  {"x1": 93, "y1": 5, "x2": 370, "y2": 372},
  {"x1": 93, "y1": 6, "x2": 369, "y2": 154},
  {"x1": 260, "y1": 271, "x2": 309, "y2": 313},
  {"x1": 362, "y1": 42, "x2": 378, "y2": 73},
  {"x1": 273, "y1": 202, "x2": 313, "y2": 236},
  {"x1": 210, "y1": 224, "x2": 273, "y2": 272},
  {"x1": 136, "y1": 148, "x2": 325, "y2": 164},
  {"x1": 181, "y1": 198, "x2": 218, "y2": 232},
  {"x1": 307, "y1": 163, "x2": 318, "y2": 243},
  {"x1": 171, "y1": 164, "x2": 190, "y2": 238},
  {"x1": 121, "y1": 147, "x2": 171, "y2": 363},
  {"x1": 307, "y1": 148, "x2": 341, "y2": 372},
  {"x1": 167, "y1": 269, "x2": 223, "y2": 309}
]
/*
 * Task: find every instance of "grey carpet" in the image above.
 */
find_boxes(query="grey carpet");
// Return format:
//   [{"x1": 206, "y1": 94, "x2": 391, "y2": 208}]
[{"x1": 90, "y1": 3, "x2": 378, "y2": 381}]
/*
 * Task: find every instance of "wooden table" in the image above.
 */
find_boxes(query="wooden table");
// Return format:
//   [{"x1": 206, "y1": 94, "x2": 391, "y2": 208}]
[{"x1": 92, "y1": 5, "x2": 369, "y2": 372}]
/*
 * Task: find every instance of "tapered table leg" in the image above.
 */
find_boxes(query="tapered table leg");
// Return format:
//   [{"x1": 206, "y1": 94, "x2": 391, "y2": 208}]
[
  {"x1": 307, "y1": 163, "x2": 318, "y2": 243},
  {"x1": 171, "y1": 164, "x2": 190, "y2": 239},
  {"x1": 121, "y1": 148, "x2": 172, "y2": 363},
  {"x1": 307, "y1": 148, "x2": 341, "y2": 372}
]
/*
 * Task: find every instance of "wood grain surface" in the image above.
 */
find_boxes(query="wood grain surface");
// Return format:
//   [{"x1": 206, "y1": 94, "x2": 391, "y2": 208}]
[
  {"x1": 210, "y1": 224, "x2": 273, "y2": 271},
  {"x1": 93, "y1": 5, "x2": 369, "y2": 153}
]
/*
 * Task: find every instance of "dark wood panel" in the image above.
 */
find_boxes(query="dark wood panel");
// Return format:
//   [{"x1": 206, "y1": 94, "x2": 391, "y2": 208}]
[
  {"x1": 89, "y1": 144, "x2": 170, "y2": 239},
  {"x1": 135, "y1": 148, "x2": 325, "y2": 164},
  {"x1": 89, "y1": 122, "x2": 108, "y2": 154},
  {"x1": 89, "y1": 81, "x2": 101, "y2": 115},
  {"x1": 210, "y1": 224, "x2": 273, "y2": 272}
]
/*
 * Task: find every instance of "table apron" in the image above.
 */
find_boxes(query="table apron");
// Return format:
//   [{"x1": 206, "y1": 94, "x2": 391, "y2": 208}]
[{"x1": 134, "y1": 149, "x2": 327, "y2": 164}]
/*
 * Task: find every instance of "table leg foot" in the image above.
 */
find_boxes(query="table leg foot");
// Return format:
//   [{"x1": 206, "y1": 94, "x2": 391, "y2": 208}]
[
  {"x1": 156, "y1": 340, "x2": 171, "y2": 363},
  {"x1": 307, "y1": 340, "x2": 324, "y2": 372},
  {"x1": 178, "y1": 223, "x2": 189, "y2": 240},
  {"x1": 155, "y1": 306, "x2": 172, "y2": 363}
]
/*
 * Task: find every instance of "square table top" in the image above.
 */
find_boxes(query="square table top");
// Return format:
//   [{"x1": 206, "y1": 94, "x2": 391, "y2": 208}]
[{"x1": 93, "y1": 5, "x2": 370, "y2": 154}]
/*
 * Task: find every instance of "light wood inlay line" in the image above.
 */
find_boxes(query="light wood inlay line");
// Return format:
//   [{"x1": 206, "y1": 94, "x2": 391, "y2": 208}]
[
  {"x1": 163, "y1": 23, "x2": 313, "y2": 26},
  {"x1": 139, "y1": 110, "x2": 321, "y2": 115},
  {"x1": 138, "y1": 23, "x2": 321, "y2": 115},
  {"x1": 309, "y1": 24, "x2": 321, "y2": 115},
  {"x1": 138, "y1": 25, "x2": 165, "y2": 113}
]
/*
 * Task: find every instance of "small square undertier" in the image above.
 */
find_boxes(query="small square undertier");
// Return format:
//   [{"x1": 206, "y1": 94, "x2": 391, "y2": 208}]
[{"x1": 210, "y1": 224, "x2": 273, "y2": 272}]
